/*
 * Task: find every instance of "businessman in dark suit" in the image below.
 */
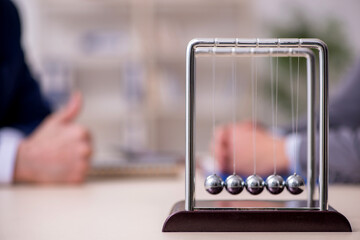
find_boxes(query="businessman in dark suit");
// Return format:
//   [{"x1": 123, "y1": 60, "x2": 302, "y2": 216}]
[
  {"x1": 214, "y1": 58, "x2": 360, "y2": 183},
  {"x1": 0, "y1": 0, "x2": 91, "y2": 184}
]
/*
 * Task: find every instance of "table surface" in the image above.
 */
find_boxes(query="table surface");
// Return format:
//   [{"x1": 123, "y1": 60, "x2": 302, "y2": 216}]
[{"x1": 1, "y1": 174, "x2": 359, "y2": 240}]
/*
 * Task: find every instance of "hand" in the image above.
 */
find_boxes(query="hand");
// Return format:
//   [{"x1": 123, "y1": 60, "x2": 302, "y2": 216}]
[
  {"x1": 14, "y1": 92, "x2": 92, "y2": 184},
  {"x1": 213, "y1": 121, "x2": 289, "y2": 176}
]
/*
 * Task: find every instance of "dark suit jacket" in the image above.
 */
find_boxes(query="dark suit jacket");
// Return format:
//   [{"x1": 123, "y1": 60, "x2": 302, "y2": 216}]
[
  {"x1": 0, "y1": 0, "x2": 51, "y2": 135},
  {"x1": 298, "y1": 58, "x2": 360, "y2": 183}
]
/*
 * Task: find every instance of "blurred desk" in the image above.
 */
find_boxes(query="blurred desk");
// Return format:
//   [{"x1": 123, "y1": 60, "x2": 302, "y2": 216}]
[{"x1": 0, "y1": 175, "x2": 359, "y2": 240}]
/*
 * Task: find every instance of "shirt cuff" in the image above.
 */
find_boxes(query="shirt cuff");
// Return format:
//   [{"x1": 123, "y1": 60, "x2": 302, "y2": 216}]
[
  {"x1": 0, "y1": 128, "x2": 24, "y2": 184},
  {"x1": 284, "y1": 133, "x2": 302, "y2": 175}
]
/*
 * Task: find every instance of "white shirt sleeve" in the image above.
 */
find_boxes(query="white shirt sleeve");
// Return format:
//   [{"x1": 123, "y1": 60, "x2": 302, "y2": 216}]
[
  {"x1": 0, "y1": 128, "x2": 24, "y2": 184},
  {"x1": 284, "y1": 133, "x2": 302, "y2": 175}
]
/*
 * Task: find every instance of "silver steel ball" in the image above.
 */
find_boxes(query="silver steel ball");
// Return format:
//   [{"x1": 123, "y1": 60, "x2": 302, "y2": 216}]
[
  {"x1": 265, "y1": 174, "x2": 285, "y2": 195},
  {"x1": 245, "y1": 174, "x2": 264, "y2": 195},
  {"x1": 204, "y1": 174, "x2": 224, "y2": 194},
  {"x1": 285, "y1": 173, "x2": 305, "y2": 195},
  {"x1": 225, "y1": 174, "x2": 244, "y2": 195}
]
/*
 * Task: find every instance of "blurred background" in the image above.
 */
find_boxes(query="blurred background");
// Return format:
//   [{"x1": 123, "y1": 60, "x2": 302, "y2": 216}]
[{"x1": 13, "y1": 0, "x2": 360, "y2": 177}]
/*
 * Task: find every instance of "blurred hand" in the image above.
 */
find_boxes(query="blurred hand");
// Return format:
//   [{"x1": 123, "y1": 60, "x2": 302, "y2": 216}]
[
  {"x1": 213, "y1": 121, "x2": 289, "y2": 176},
  {"x1": 14, "y1": 92, "x2": 92, "y2": 184}
]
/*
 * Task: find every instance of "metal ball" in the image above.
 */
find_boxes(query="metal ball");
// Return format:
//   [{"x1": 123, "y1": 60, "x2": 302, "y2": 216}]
[
  {"x1": 285, "y1": 173, "x2": 305, "y2": 195},
  {"x1": 245, "y1": 174, "x2": 264, "y2": 195},
  {"x1": 225, "y1": 174, "x2": 244, "y2": 195},
  {"x1": 265, "y1": 174, "x2": 285, "y2": 195},
  {"x1": 204, "y1": 174, "x2": 224, "y2": 194}
]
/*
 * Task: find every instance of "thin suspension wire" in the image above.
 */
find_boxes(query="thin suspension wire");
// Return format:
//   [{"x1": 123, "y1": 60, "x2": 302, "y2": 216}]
[
  {"x1": 290, "y1": 58, "x2": 294, "y2": 132},
  {"x1": 289, "y1": 57, "x2": 296, "y2": 171},
  {"x1": 212, "y1": 49, "x2": 216, "y2": 174},
  {"x1": 294, "y1": 56, "x2": 300, "y2": 174},
  {"x1": 270, "y1": 56, "x2": 276, "y2": 174},
  {"x1": 273, "y1": 56, "x2": 279, "y2": 174},
  {"x1": 232, "y1": 56, "x2": 237, "y2": 175},
  {"x1": 251, "y1": 57, "x2": 258, "y2": 175},
  {"x1": 289, "y1": 57, "x2": 301, "y2": 174}
]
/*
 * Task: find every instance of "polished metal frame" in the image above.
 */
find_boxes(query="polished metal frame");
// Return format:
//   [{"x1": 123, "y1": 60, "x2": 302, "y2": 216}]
[{"x1": 185, "y1": 38, "x2": 329, "y2": 211}]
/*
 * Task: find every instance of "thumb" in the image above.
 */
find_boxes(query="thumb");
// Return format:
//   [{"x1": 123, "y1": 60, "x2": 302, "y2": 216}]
[{"x1": 55, "y1": 92, "x2": 83, "y2": 123}]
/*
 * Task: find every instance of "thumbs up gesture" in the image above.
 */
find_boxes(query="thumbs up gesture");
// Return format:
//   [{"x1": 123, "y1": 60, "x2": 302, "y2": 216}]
[{"x1": 14, "y1": 92, "x2": 92, "y2": 184}]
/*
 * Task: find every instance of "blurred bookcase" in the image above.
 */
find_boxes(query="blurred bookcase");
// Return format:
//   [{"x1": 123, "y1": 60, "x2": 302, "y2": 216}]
[{"x1": 19, "y1": 0, "x2": 254, "y2": 165}]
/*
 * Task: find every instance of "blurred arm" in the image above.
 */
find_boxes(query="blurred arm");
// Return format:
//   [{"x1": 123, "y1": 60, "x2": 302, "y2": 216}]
[
  {"x1": 295, "y1": 58, "x2": 360, "y2": 133},
  {"x1": 298, "y1": 128, "x2": 360, "y2": 183},
  {"x1": 328, "y1": 58, "x2": 360, "y2": 129},
  {"x1": 0, "y1": 0, "x2": 51, "y2": 136},
  {"x1": 0, "y1": 1, "x2": 92, "y2": 184},
  {"x1": 295, "y1": 59, "x2": 360, "y2": 183}
]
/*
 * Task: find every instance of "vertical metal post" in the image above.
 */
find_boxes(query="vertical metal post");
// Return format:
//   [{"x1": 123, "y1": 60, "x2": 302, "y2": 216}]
[
  {"x1": 306, "y1": 53, "x2": 316, "y2": 207},
  {"x1": 185, "y1": 41, "x2": 196, "y2": 211},
  {"x1": 301, "y1": 39, "x2": 329, "y2": 211},
  {"x1": 318, "y1": 43, "x2": 329, "y2": 211}
]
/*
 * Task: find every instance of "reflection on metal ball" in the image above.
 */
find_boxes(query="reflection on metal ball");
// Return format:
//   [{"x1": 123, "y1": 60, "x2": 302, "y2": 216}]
[
  {"x1": 285, "y1": 173, "x2": 305, "y2": 195},
  {"x1": 265, "y1": 174, "x2": 285, "y2": 195},
  {"x1": 225, "y1": 174, "x2": 244, "y2": 195},
  {"x1": 245, "y1": 174, "x2": 264, "y2": 195},
  {"x1": 204, "y1": 174, "x2": 224, "y2": 194}
]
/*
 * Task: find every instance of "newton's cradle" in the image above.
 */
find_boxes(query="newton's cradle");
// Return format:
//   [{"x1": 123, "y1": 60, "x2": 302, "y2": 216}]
[{"x1": 162, "y1": 38, "x2": 351, "y2": 232}]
